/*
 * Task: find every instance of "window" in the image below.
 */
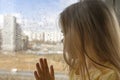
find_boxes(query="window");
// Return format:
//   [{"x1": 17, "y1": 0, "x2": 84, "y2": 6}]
[
  {"x1": 0, "y1": 0, "x2": 78, "y2": 80},
  {"x1": 0, "y1": 0, "x2": 118, "y2": 80}
]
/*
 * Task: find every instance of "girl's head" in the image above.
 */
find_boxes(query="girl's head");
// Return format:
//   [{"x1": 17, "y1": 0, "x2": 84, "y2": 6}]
[{"x1": 59, "y1": 0, "x2": 120, "y2": 79}]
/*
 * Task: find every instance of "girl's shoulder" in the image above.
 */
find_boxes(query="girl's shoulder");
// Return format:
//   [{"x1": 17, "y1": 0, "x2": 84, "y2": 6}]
[
  {"x1": 89, "y1": 62, "x2": 118, "y2": 80},
  {"x1": 74, "y1": 62, "x2": 119, "y2": 80},
  {"x1": 89, "y1": 67, "x2": 116, "y2": 80}
]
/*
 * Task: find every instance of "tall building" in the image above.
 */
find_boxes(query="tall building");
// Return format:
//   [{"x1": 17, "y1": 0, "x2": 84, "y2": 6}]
[
  {"x1": 2, "y1": 15, "x2": 22, "y2": 51},
  {"x1": 15, "y1": 23, "x2": 22, "y2": 51}
]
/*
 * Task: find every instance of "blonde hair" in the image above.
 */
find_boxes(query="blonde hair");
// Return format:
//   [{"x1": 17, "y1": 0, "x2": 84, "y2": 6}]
[{"x1": 59, "y1": 0, "x2": 120, "y2": 80}]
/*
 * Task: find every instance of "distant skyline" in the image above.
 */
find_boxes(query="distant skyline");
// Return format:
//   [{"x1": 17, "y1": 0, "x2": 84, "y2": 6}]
[{"x1": 0, "y1": 0, "x2": 78, "y2": 31}]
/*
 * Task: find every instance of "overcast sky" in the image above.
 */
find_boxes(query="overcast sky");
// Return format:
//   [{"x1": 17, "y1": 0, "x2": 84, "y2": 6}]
[{"x1": 0, "y1": 0, "x2": 78, "y2": 31}]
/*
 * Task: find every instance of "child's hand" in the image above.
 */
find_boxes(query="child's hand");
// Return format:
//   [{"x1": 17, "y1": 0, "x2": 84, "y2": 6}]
[{"x1": 34, "y1": 58, "x2": 55, "y2": 80}]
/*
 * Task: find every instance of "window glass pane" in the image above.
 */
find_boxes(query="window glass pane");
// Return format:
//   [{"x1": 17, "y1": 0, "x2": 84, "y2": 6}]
[{"x1": 0, "y1": 0, "x2": 77, "y2": 80}]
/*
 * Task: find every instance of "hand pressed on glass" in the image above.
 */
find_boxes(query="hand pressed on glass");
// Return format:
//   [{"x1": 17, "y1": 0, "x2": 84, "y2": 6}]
[{"x1": 34, "y1": 58, "x2": 55, "y2": 80}]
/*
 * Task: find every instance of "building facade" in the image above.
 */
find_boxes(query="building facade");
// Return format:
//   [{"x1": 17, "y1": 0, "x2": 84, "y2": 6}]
[
  {"x1": 1, "y1": 15, "x2": 27, "y2": 51},
  {"x1": 23, "y1": 31, "x2": 63, "y2": 43}
]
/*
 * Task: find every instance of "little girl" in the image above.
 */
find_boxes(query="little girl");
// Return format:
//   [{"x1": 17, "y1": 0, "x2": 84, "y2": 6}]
[{"x1": 34, "y1": 0, "x2": 120, "y2": 80}]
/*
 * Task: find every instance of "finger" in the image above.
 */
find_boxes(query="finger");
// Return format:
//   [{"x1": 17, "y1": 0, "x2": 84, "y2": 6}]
[
  {"x1": 50, "y1": 65, "x2": 55, "y2": 80},
  {"x1": 36, "y1": 63, "x2": 42, "y2": 76},
  {"x1": 44, "y1": 58, "x2": 50, "y2": 80},
  {"x1": 44, "y1": 58, "x2": 49, "y2": 73},
  {"x1": 39, "y1": 58, "x2": 44, "y2": 80},
  {"x1": 40, "y1": 58, "x2": 44, "y2": 71},
  {"x1": 34, "y1": 71, "x2": 40, "y2": 80}
]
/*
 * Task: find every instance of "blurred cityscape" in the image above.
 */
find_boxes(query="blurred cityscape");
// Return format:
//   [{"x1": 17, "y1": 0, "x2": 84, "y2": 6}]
[
  {"x1": 0, "y1": 0, "x2": 119, "y2": 80},
  {"x1": 0, "y1": 14, "x2": 67, "y2": 80},
  {"x1": 0, "y1": 15, "x2": 63, "y2": 52}
]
